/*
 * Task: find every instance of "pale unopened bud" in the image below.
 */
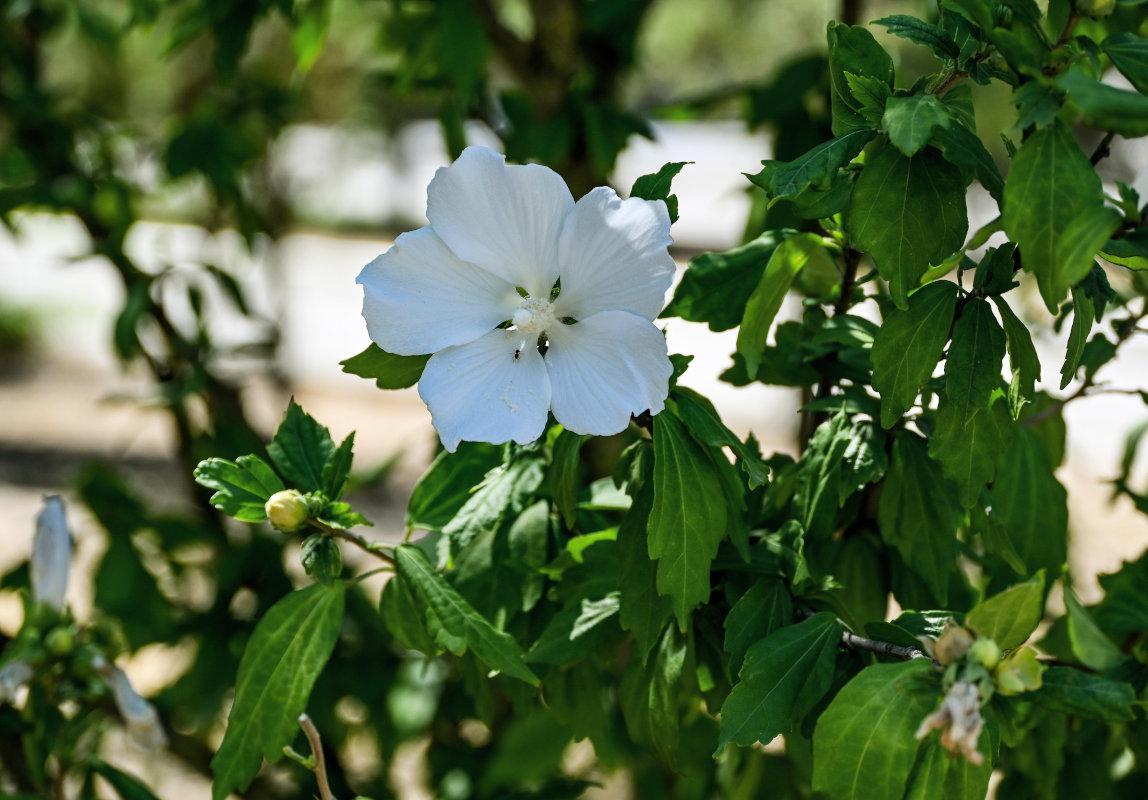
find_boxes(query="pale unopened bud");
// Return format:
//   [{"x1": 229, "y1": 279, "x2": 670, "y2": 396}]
[
  {"x1": 266, "y1": 490, "x2": 309, "y2": 532},
  {"x1": 968, "y1": 638, "x2": 1001, "y2": 669},
  {"x1": 915, "y1": 680, "x2": 984, "y2": 764},
  {"x1": 93, "y1": 656, "x2": 167, "y2": 749},
  {"x1": 930, "y1": 620, "x2": 974, "y2": 666},
  {"x1": 32, "y1": 496, "x2": 72, "y2": 612}
]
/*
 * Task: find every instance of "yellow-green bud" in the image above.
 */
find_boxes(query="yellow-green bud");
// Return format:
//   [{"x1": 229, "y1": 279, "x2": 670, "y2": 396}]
[
  {"x1": 266, "y1": 490, "x2": 309, "y2": 533},
  {"x1": 968, "y1": 638, "x2": 1001, "y2": 669},
  {"x1": 994, "y1": 646, "x2": 1044, "y2": 695},
  {"x1": 44, "y1": 626, "x2": 74, "y2": 656},
  {"x1": 1075, "y1": 0, "x2": 1115, "y2": 18}
]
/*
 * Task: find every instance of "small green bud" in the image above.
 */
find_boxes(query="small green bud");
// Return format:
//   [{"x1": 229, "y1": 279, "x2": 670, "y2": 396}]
[
  {"x1": 967, "y1": 638, "x2": 1001, "y2": 669},
  {"x1": 1074, "y1": 0, "x2": 1115, "y2": 18},
  {"x1": 44, "y1": 626, "x2": 74, "y2": 656},
  {"x1": 994, "y1": 646, "x2": 1044, "y2": 695},
  {"x1": 266, "y1": 490, "x2": 310, "y2": 532}
]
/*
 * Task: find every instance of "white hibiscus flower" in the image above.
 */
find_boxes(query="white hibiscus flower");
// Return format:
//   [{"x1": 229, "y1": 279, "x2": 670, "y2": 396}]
[{"x1": 357, "y1": 146, "x2": 676, "y2": 451}]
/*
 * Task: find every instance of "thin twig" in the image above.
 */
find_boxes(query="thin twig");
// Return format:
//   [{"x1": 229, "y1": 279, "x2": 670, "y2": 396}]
[
  {"x1": 1091, "y1": 131, "x2": 1117, "y2": 166},
  {"x1": 1052, "y1": 11, "x2": 1081, "y2": 50},
  {"x1": 299, "y1": 714, "x2": 337, "y2": 800},
  {"x1": 312, "y1": 521, "x2": 396, "y2": 566},
  {"x1": 840, "y1": 629, "x2": 937, "y2": 665}
]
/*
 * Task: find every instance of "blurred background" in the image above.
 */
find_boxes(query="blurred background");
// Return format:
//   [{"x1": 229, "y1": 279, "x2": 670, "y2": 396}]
[{"x1": 2, "y1": 0, "x2": 1148, "y2": 797}]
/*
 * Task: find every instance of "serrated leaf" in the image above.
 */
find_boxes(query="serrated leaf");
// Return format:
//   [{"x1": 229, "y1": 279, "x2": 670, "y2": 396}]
[
  {"x1": 1103, "y1": 32, "x2": 1148, "y2": 94},
  {"x1": 1061, "y1": 288, "x2": 1096, "y2": 390},
  {"x1": 406, "y1": 442, "x2": 503, "y2": 532},
  {"x1": 717, "y1": 613, "x2": 842, "y2": 752},
  {"x1": 1052, "y1": 204, "x2": 1123, "y2": 304},
  {"x1": 526, "y1": 593, "x2": 621, "y2": 665},
  {"x1": 929, "y1": 395, "x2": 1015, "y2": 507},
  {"x1": 723, "y1": 578, "x2": 792, "y2": 677},
  {"x1": 827, "y1": 22, "x2": 895, "y2": 136},
  {"x1": 194, "y1": 455, "x2": 284, "y2": 522},
  {"x1": 737, "y1": 233, "x2": 827, "y2": 378},
  {"x1": 267, "y1": 399, "x2": 336, "y2": 493},
  {"x1": 669, "y1": 387, "x2": 770, "y2": 489},
  {"x1": 648, "y1": 413, "x2": 728, "y2": 628},
  {"x1": 846, "y1": 142, "x2": 968, "y2": 308},
  {"x1": 883, "y1": 94, "x2": 952, "y2": 156},
  {"x1": 1094, "y1": 552, "x2": 1148, "y2": 635},
  {"x1": 630, "y1": 161, "x2": 689, "y2": 224},
  {"x1": 1058, "y1": 69, "x2": 1148, "y2": 138},
  {"x1": 844, "y1": 71, "x2": 892, "y2": 123},
  {"x1": 877, "y1": 432, "x2": 962, "y2": 602},
  {"x1": 340, "y1": 343, "x2": 430, "y2": 390},
  {"x1": 300, "y1": 534, "x2": 342, "y2": 584},
  {"x1": 321, "y1": 432, "x2": 355, "y2": 501},
  {"x1": 991, "y1": 295, "x2": 1041, "y2": 415},
  {"x1": 794, "y1": 409, "x2": 852, "y2": 539},
  {"x1": 749, "y1": 130, "x2": 874, "y2": 200},
  {"x1": 549, "y1": 429, "x2": 587, "y2": 528},
  {"x1": 812, "y1": 660, "x2": 936, "y2": 800},
  {"x1": 211, "y1": 582, "x2": 346, "y2": 800},
  {"x1": 380, "y1": 572, "x2": 439, "y2": 654},
  {"x1": 874, "y1": 14, "x2": 961, "y2": 61},
  {"x1": 1032, "y1": 666, "x2": 1136, "y2": 722},
  {"x1": 941, "y1": 0, "x2": 994, "y2": 31},
  {"x1": 965, "y1": 570, "x2": 1045, "y2": 650},
  {"x1": 932, "y1": 121, "x2": 1005, "y2": 203},
  {"x1": 871, "y1": 280, "x2": 959, "y2": 428},
  {"x1": 618, "y1": 483, "x2": 672, "y2": 663},
  {"x1": 619, "y1": 623, "x2": 685, "y2": 762},
  {"x1": 1064, "y1": 588, "x2": 1127, "y2": 672},
  {"x1": 1003, "y1": 120, "x2": 1104, "y2": 313},
  {"x1": 903, "y1": 739, "x2": 991, "y2": 800},
  {"x1": 945, "y1": 297, "x2": 1007, "y2": 425},
  {"x1": 443, "y1": 455, "x2": 546, "y2": 550},
  {"x1": 393, "y1": 544, "x2": 539, "y2": 685},
  {"x1": 662, "y1": 231, "x2": 789, "y2": 331}
]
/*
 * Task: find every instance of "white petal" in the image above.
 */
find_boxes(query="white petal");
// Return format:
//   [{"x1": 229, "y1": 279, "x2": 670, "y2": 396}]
[
  {"x1": 545, "y1": 310, "x2": 672, "y2": 436},
  {"x1": 552, "y1": 187, "x2": 675, "y2": 321},
  {"x1": 426, "y1": 146, "x2": 572, "y2": 297},
  {"x1": 419, "y1": 329, "x2": 552, "y2": 451},
  {"x1": 357, "y1": 227, "x2": 520, "y2": 356},
  {"x1": 32, "y1": 496, "x2": 71, "y2": 612}
]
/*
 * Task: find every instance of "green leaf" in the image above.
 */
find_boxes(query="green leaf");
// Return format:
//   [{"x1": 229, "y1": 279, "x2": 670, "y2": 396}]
[
  {"x1": 903, "y1": 739, "x2": 991, "y2": 800},
  {"x1": 443, "y1": 454, "x2": 546, "y2": 550},
  {"x1": 406, "y1": 442, "x2": 503, "y2": 531},
  {"x1": 629, "y1": 161, "x2": 689, "y2": 224},
  {"x1": 526, "y1": 593, "x2": 621, "y2": 665},
  {"x1": 380, "y1": 572, "x2": 439, "y2": 654},
  {"x1": 794, "y1": 410, "x2": 853, "y2": 540},
  {"x1": 300, "y1": 534, "x2": 342, "y2": 585},
  {"x1": 340, "y1": 343, "x2": 430, "y2": 390},
  {"x1": 749, "y1": 130, "x2": 874, "y2": 201},
  {"x1": 393, "y1": 544, "x2": 539, "y2": 686},
  {"x1": 717, "y1": 613, "x2": 842, "y2": 752},
  {"x1": 1102, "y1": 33, "x2": 1148, "y2": 94},
  {"x1": 737, "y1": 233, "x2": 827, "y2": 378},
  {"x1": 1064, "y1": 588, "x2": 1127, "y2": 672},
  {"x1": 620, "y1": 623, "x2": 686, "y2": 762},
  {"x1": 883, "y1": 94, "x2": 953, "y2": 156},
  {"x1": 827, "y1": 22, "x2": 895, "y2": 136},
  {"x1": 873, "y1": 15, "x2": 961, "y2": 62},
  {"x1": 1058, "y1": 69, "x2": 1148, "y2": 138},
  {"x1": 267, "y1": 399, "x2": 336, "y2": 493},
  {"x1": 723, "y1": 578, "x2": 793, "y2": 677},
  {"x1": 194, "y1": 455, "x2": 284, "y2": 522},
  {"x1": 1053, "y1": 204, "x2": 1123, "y2": 304},
  {"x1": 929, "y1": 395, "x2": 1015, "y2": 507},
  {"x1": 1002, "y1": 120, "x2": 1104, "y2": 313},
  {"x1": 1011, "y1": 81, "x2": 1061, "y2": 130},
  {"x1": 845, "y1": 142, "x2": 968, "y2": 308},
  {"x1": 945, "y1": 298, "x2": 1007, "y2": 425},
  {"x1": 648, "y1": 413, "x2": 728, "y2": 628},
  {"x1": 877, "y1": 432, "x2": 962, "y2": 601},
  {"x1": 965, "y1": 570, "x2": 1045, "y2": 650},
  {"x1": 89, "y1": 761, "x2": 162, "y2": 800},
  {"x1": 812, "y1": 660, "x2": 937, "y2": 800},
  {"x1": 932, "y1": 121, "x2": 1005, "y2": 203},
  {"x1": 321, "y1": 432, "x2": 355, "y2": 501},
  {"x1": 211, "y1": 582, "x2": 346, "y2": 800},
  {"x1": 1060, "y1": 287, "x2": 1096, "y2": 389},
  {"x1": 991, "y1": 295, "x2": 1041, "y2": 415},
  {"x1": 662, "y1": 231, "x2": 789, "y2": 331},
  {"x1": 550, "y1": 429, "x2": 587, "y2": 528},
  {"x1": 669, "y1": 387, "x2": 770, "y2": 489},
  {"x1": 871, "y1": 280, "x2": 959, "y2": 428},
  {"x1": 941, "y1": 0, "x2": 994, "y2": 30},
  {"x1": 1094, "y1": 553, "x2": 1148, "y2": 635},
  {"x1": 844, "y1": 72, "x2": 893, "y2": 124},
  {"x1": 1032, "y1": 666, "x2": 1136, "y2": 722},
  {"x1": 618, "y1": 484, "x2": 673, "y2": 664},
  {"x1": 989, "y1": 425, "x2": 1068, "y2": 577}
]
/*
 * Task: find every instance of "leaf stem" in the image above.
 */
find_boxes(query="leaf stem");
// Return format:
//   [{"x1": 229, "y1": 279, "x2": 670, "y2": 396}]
[
  {"x1": 1090, "y1": 131, "x2": 1117, "y2": 166},
  {"x1": 312, "y1": 520, "x2": 396, "y2": 566},
  {"x1": 1052, "y1": 10, "x2": 1081, "y2": 51},
  {"x1": 298, "y1": 714, "x2": 337, "y2": 800}
]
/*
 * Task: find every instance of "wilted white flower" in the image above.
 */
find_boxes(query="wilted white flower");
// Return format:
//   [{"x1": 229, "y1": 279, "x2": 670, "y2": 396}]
[
  {"x1": 32, "y1": 496, "x2": 72, "y2": 612},
  {"x1": 357, "y1": 146, "x2": 676, "y2": 451},
  {"x1": 93, "y1": 655, "x2": 167, "y2": 749},
  {"x1": 915, "y1": 679, "x2": 984, "y2": 765},
  {"x1": 0, "y1": 661, "x2": 33, "y2": 705}
]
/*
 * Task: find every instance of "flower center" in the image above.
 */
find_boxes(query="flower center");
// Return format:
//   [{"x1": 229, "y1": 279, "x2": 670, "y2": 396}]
[{"x1": 511, "y1": 297, "x2": 556, "y2": 336}]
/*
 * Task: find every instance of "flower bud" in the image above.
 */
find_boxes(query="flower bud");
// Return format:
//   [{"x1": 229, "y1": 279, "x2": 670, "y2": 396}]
[
  {"x1": 266, "y1": 490, "x2": 309, "y2": 532},
  {"x1": 1074, "y1": 0, "x2": 1115, "y2": 17},
  {"x1": 32, "y1": 496, "x2": 72, "y2": 612},
  {"x1": 932, "y1": 620, "x2": 974, "y2": 666},
  {"x1": 967, "y1": 638, "x2": 1001, "y2": 669},
  {"x1": 994, "y1": 646, "x2": 1043, "y2": 695},
  {"x1": 44, "y1": 626, "x2": 74, "y2": 656}
]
